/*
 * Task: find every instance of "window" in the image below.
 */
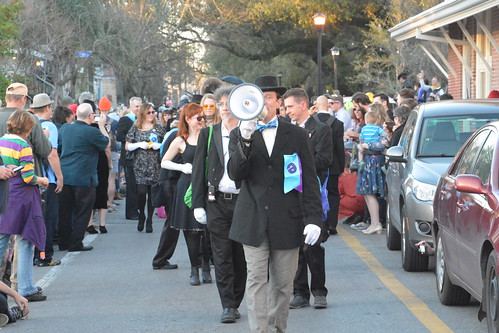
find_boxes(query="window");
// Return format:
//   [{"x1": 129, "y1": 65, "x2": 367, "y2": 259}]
[
  {"x1": 473, "y1": 131, "x2": 496, "y2": 184},
  {"x1": 450, "y1": 130, "x2": 489, "y2": 176},
  {"x1": 400, "y1": 111, "x2": 417, "y2": 156}
]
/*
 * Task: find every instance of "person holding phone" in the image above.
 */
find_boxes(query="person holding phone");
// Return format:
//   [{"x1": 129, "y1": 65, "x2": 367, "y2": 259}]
[{"x1": 0, "y1": 110, "x2": 49, "y2": 302}]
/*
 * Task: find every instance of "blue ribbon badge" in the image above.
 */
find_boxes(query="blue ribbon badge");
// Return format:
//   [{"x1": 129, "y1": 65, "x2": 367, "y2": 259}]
[
  {"x1": 283, "y1": 153, "x2": 303, "y2": 194},
  {"x1": 149, "y1": 132, "x2": 158, "y2": 143}
]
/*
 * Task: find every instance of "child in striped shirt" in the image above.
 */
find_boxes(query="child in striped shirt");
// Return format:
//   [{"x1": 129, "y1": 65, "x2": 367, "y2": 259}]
[{"x1": 357, "y1": 111, "x2": 388, "y2": 172}]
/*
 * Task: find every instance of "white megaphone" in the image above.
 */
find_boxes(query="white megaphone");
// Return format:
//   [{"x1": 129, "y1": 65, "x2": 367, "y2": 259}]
[{"x1": 228, "y1": 83, "x2": 266, "y2": 121}]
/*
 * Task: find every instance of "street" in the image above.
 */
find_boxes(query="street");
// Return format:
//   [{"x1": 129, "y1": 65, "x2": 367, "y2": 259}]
[{"x1": 7, "y1": 203, "x2": 487, "y2": 333}]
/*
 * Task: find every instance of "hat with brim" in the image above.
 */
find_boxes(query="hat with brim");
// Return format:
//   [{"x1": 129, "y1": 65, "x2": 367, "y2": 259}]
[
  {"x1": 6, "y1": 83, "x2": 32, "y2": 101},
  {"x1": 254, "y1": 76, "x2": 287, "y2": 96},
  {"x1": 221, "y1": 76, "x2": 244, "y2": 86},
  {"x1": 31, "y1": 93, "x2": 54, "y2": 108}
]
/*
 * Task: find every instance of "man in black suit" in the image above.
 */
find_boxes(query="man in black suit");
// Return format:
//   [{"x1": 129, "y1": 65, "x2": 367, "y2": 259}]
[
  {"x1": 283, "y1": 88, "x2": 332, "y2": 310},
  {"x1": 116, "y1": 97, "x2": 142, "y2": 220},
  {"x1": 314, "y1": 95, "x2": 345, "y2": 235},
  {"x1": 228, "y1": 76, "x2": 323, "y2": 333},
  {"x1": 191, "y1": 86, "x2": 247, "y2": 324}
]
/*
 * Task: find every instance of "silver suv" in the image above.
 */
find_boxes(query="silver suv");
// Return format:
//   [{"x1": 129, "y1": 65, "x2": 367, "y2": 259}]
[{"x1": 385, "y1": 100, "x2": 499, "y2": 272}]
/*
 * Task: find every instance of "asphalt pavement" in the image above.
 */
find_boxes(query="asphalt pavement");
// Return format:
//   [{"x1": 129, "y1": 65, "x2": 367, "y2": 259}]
[{"x1": 3, "y1": 202, "x2": 488, "y2": 332}]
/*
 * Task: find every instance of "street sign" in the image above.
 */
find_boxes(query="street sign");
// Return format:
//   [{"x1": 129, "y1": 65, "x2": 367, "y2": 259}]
[{"x1": 75, "y1": 51, "x2": 92, "y2": 58}]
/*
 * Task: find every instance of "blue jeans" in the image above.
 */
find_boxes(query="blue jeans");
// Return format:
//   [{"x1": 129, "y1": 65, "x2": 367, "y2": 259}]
[{"x1": 0, "y1": 234, "x2": 37, "y2": 296}]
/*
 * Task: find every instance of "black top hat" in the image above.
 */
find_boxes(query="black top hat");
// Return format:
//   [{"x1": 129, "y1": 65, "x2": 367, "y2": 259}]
[
  {"x1": 191, "y1": 94, "x2": 203, "y2": 104},
  {"x1": 254, "y1": 76, "x2": 287, "y2": 96}
]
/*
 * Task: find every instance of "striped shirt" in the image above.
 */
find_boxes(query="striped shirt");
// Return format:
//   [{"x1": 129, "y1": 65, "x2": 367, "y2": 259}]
[
  {"x1": 0, "y1": 134, "x2": 38, "y2": 185},
  {"x1": 359, "y1": 124, "x2": 384, "y2": 144}
]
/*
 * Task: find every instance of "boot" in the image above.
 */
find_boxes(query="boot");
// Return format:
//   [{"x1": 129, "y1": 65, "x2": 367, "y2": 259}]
[
  {"x1": 137, "y1": 213, "x2": 145, "y2": 232},
  {"x1": 145, "y1": 218, "x2": 153, "y2": 233},
  {"x1": 190, "y1": 266, "x2": 200, "y2": 286},
  {"x1": 202, "y1": 262, "x2": 212, "y2": 284}
]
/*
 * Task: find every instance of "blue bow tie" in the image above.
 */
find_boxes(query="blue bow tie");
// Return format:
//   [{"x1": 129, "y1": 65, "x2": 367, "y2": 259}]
[{"x1": 255, "y1": 119, "x2": 278, "y2": 132}]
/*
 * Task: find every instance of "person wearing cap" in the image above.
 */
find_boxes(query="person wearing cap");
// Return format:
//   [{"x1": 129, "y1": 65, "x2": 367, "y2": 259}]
[
  {"x1": 31, "y1": 93, "x2": 63, "y2": 267},
  {"x1": 0, "y1": 83, "x2": 51, "y2": 178},
  {"x1": 116, "y1": 97, "x2": 142, "y2": 220},
  {"x1": 227, "y1": 76, "x2": 323, "y2": 332},
  {"x1": 58, "y1": 103, "x2": 109, "y2": 252},
  {"x1": 191, "y1": 86, "x2": 246, "y2": 324},
  {"x1": 328, "y1": 94, "x2": 353, "y2": 133},
  {"x1": 283, "y1": 88, "x2": 332, "y2": 310}
]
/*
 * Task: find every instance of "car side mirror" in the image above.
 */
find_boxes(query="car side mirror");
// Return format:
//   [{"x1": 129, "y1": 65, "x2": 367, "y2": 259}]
[
  {"x1": 455, "y1": 174, "x2": 487, "y2": 195},
  {"x1": 386, "y1": 146, "x2": 407, "y2": 163}
]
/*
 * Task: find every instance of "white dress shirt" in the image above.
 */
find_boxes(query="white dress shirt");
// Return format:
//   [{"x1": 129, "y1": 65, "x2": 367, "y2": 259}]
[
  {"x1": 258, "y1": 117, "x2": 278, "y2": 156},
  {"x1": 218, "y1": 123, "x2": 239, "y2": 194}
]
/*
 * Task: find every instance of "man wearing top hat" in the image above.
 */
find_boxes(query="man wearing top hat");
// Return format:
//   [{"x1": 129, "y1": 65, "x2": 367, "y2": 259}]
[
  {"x1": 32, "y1": 93, "x2": 63, "y2": 266},
  {"x1": 0, "y1": 83, "x2": 51, "y2": 177},
  {"x1": 227, "y1": 76, "x2": 323, "y2": 332}
]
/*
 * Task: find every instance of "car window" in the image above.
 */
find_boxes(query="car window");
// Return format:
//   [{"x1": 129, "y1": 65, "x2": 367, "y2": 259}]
[
  {"x1": 400, "y1": 111, "x2": 417, "y2": 155},
  {"x1": 417, "y1": 115, "x2": 495, "y2": 157},
  {"x1": 450, "y1": 130, "x2": 490, "y2": 176},
  {"x1": 473, "y1": 131, "x2": 496, "y2": 185}
]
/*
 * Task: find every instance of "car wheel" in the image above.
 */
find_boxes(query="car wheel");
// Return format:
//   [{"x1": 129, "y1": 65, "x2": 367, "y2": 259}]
[
  {"x1": 485, "y1": 252, "x2": 499, "y2": 332},
  {"x1": 401, "y1": 205, "x2": 428, "y2": 272},
  {"x1": 435, "y1": 232, "x2": 471, "y2": 305},
  {"x1": 386, "y1": 203, "x2": 401, "y2": 250}
]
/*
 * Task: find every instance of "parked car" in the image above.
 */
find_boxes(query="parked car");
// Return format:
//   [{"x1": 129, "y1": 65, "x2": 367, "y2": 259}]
[
  {"x1": 385, "y1": 100, "x2": 499, "y2": 272},
  {"x1": 432, "y1": 120, "x2": 499, "y2": 331}
]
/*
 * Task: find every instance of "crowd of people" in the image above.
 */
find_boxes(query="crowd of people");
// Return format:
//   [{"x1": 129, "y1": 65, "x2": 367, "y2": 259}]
[{"x1": 0, "y1": 69, "x2": 473, "y2": 331}]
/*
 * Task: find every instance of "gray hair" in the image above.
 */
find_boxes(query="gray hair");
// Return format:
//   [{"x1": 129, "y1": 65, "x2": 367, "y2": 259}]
[
  {"x1": 213, "y1": 87, "x2": 233, "y2": 102},
  {"x1": 393, "y1": 106, "x2": 411, "y2": 124},
  {"x1": 77, "y1": 103, "x2": 93, "y2": 119},
  {"x1": 129, "y1": 96, "x2": 142, "y2": 106},
  {"x1": 78, "y1": 92, "x2": 94, "y2": 104}
]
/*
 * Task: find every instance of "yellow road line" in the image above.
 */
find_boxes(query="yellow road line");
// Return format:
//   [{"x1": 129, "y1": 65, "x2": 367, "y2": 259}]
[{"x1": 338, "y1": 227, "x2": 453, "y2": 333}]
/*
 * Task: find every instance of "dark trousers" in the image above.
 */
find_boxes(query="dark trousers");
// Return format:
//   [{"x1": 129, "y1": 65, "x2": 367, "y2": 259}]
[
  {"x1": 137, "y1": 184, "x2": 153, "y2": 220},
  {"x1": 41, "y1": 183, "x2": 58, "y2": 260},
  {"x1": 58, "y1": 185, "x2": 95, "y2": 250},
  {"x1": 152, "y1": 181, "x2": 179, "y2": 268},
  {"x1": 326, "y1": 175, "x2": 340, "y2": 232},
  {"x1": 206, "y1": 196, "x2": 246, "y2": 309},
  {"x1": 293, "y1": 243, "x2": 327, "y2": 299},
  {"x1": 124, "y1": 162, "x2": 139, "y2": 219}
]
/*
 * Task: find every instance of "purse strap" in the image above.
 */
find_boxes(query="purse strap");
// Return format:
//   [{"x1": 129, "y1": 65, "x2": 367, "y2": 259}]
[{"x1": 204, "y1": 126, "x2": 213, "y2": 177}]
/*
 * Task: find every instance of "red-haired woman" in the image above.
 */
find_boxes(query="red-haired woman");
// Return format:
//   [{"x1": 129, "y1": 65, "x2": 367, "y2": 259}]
[
  {"x1": 126, "y1": 103, "x2": 165, "y2": 233},
  {"x1": 161, "y1": 103, "x2": 208, "y2": 285}
]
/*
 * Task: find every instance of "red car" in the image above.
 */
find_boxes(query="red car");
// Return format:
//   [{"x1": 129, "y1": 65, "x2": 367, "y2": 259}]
[{"x1": 432, "y1": 120, "x2": 499, "y2": 331}]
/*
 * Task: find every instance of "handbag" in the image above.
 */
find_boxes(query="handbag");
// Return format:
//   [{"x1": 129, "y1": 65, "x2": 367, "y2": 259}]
[{"x1": 184, "y1": 126, "x2": 213, "y2": 208}]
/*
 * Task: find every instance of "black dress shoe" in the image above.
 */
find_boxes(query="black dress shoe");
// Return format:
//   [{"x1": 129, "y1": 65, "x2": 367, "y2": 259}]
[
  {"x1": 145, "y1": 218, "x2": 153, "y2": 233},
  {"x1": 152, "y1": 261, "x2": 178, "y2": 270},
  {"x1": 126, "y1": 215, "x2": 140, "y2": 220},
  {"x1": 221, "y1": 308, "x2": 236, "y2": 323},
  {"x1": 234, "y1": 309, "x2": 241, "y2": 319},
  {"x1": 86, "y1": 226, "x2": 99, "y2": 234},
  {"x1": 99, "y1": 226, "x2": 108, "y2": 234},
  {"x1": 68, "y1": 245, "x2": 93, "y2": 252}
]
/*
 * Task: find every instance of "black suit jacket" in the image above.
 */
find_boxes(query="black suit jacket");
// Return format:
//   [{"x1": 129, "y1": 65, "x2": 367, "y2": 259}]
[
  {"x1": 303, "y1": 116, "x2": 333, "y2": 181},
  {"x1": 116, "y1": 116, "x2": 133, "y2": 164},
  {"x1": 227, "y1": 119, "x2": 322, "y2": 250},
  {"x1": 315, "y1": 113, "x2": 345, "y2": 176},
  {"x1": 191, "y1": 123, "x2": 241, "y2": 210}
]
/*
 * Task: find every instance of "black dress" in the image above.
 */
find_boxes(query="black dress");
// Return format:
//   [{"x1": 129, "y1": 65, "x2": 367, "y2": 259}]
[
  {"x1": 91, "y1": 124, "x2": 109, "y2": 209},
  {"x1": 171, "y1": 142, "x2": 205, "y2": 231}
]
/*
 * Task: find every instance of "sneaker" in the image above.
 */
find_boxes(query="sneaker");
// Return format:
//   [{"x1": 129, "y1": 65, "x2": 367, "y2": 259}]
[
  {"x1": 37, "y1": 259, "x2": 61, "y2": 267},
  {"x1": 9, "y1": 305, "x2": 27, "y2": 322},
  {"x1": 313, "y1": 296, "x2": 327, "y2": 309},
  {"x1": 289, "y1": 295, "x2": 309, "y2": 309},
  {"x1": 0, "y1": 313, "x2": 8, "y2": 327},
  {"x1": 24, "y1": 290, "x2": 47, "y2": 302}
]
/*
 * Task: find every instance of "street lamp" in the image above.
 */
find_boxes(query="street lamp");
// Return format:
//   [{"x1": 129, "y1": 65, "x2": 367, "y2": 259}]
[
  {"x1": 313, "y1": 13, "x2": 326, "y2": 96},
  {"x1": 277, "y1": 72, "x2": 283, "y2": 86},
  {"x1": 330, "y1": 46, "x2": 340, "y2": 91}
]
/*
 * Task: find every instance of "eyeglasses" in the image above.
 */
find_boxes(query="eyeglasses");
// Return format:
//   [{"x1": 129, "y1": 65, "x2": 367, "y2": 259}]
[
  {"x1": 216, "y1": 102, "x2": 228, "y2": 108},
  {"x1": 203, "y1": 105, "x2": 216, "y2": 110},
  {"x1": 147, "y1": 111, "x2": 157, "y2": 115},
  {"x1": 196, "y1": 115, "x2": 206, "y2": 122}
]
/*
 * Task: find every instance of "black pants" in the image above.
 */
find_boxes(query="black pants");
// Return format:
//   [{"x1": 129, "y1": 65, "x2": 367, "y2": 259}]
[
  {"x1": 293, "y1": 243, "x2": 327, "y2": 299},
  {"x1": 37, "y1": 183, "x2": 58, "y2": 261},
  {"x1": 206, "y1": 195, "x2": 246, "y2": 309},
  {"x1": 124, "y1": 162, "x2": 139, "y2": 219},
  {"x1": 152, "y1": 181, "x2": 179, "y2": 268},
  {"x1": 0, "y1": 293, "x2": 12, "y2": 322},
  {"x1": 326, "y1": 175, "x2": 340, "y2": 232},
  {"x1": 58, "y1": 185, "x2": 95, "y2": 250}
]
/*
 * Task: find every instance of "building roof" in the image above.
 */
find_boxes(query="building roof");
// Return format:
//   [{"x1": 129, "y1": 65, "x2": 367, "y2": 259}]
[{"x1": 389, "y1": 0, "x2": 499, "y2": 42}]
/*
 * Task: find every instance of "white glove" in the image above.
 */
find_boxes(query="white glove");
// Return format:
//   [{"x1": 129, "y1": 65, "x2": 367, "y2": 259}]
[
  {"x1": 128, "y1": 142, "x2": 149, "y2": 151},
  {"x1": 239, "y1": 119, "x2": 258, "y2": 140},
  {"x1": 303, "y1": 224, "x2": 321, "y2": 245},
  {"x1": 194, "y1": 208, "x2": 207, "y2": 224},
  {"x1": 151, "y1": 142, "x2": 161, "y2": 150},
  {"x1": 161, "y1": 160, "x2": 192, "y2": 174}
]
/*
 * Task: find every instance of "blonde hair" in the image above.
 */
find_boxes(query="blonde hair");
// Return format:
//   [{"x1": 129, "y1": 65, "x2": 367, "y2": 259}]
[
  {"x1": 364, "y1": 111, "x2": 377, "y2": 125},
  {"x1": 369, "y1": 103, "x2": 389, "y2": 126},
  {"x1": 200, "y1": 94, "x2": 221, "y2": 125}
]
